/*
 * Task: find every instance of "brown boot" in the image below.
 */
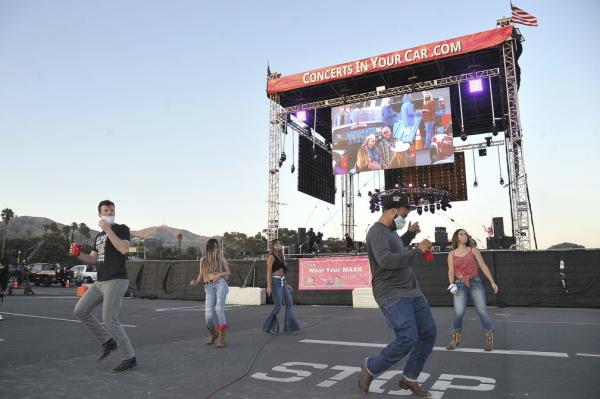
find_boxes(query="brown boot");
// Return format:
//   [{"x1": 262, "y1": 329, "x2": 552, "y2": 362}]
[
  {"x1": 399, "y1": 377, "x2": 431, "y2": 397},
  {"x1": 485, "y1": 331, "x2": 494, "y2": 351},
  {"x1": 216, "y1": 329, "x2": 226, "y2": 348},
  {"x1": 206, "y1": 327, "x2": 218, "y2": 345},
  {"x1": 357, "y1": 357, "x2": 373, "y2": 393},
  {"x1": 446, "y1": 330, "x2": 461, "y2": 350}
]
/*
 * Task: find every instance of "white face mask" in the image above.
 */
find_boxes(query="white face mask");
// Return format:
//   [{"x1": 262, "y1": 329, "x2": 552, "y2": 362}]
[
  {"x1": 394, "y1": 210, "x2": 406, "y2": 230},
  {"x1": 101, "y1": 215, "x2": 115, "y2": 225}
]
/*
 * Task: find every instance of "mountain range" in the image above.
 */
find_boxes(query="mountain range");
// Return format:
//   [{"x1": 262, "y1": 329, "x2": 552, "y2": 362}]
[{"x1": 2, "y1": 216, "x2": 215, "y2": 249}]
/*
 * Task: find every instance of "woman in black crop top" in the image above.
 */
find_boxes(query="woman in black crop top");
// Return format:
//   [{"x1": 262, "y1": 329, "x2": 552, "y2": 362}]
[{"x1": 262, "y1": 239, "x2": 300, "y2": 335}]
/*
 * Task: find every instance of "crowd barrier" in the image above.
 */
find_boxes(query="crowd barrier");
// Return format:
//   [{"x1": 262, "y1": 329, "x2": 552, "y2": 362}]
[{"x1": 126, "y1": 249, "x2": 600, "y2": 307}]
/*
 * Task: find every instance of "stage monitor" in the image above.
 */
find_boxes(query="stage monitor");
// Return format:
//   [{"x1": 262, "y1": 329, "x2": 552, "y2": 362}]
[{"x1": 331, "y1": 87, "x2": 454, "y2": 175}]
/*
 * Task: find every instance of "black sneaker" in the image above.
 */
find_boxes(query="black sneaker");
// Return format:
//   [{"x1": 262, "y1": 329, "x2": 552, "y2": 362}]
[
  {"x1": 98, "y1": 338, "x2": 117, "y2": 361},
  {"x1": 112, "y1": 357, "x2": 137, "y2": 373}
]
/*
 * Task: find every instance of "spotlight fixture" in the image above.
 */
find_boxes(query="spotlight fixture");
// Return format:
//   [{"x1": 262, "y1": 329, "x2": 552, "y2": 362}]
[
  {"x1": 499, "y1": 177, "x2": 504, "y2": 185},
  {"x1": 291, "y1": 164, "x2": 295, "y2": 173},
  {"x1": 492, "y1": 124, "x2": 498, "y2": 136},
  {"x1": 485, "y1": 137, "x2": 492, "y2": 147},
  {"x1": 417, "y1": 206, "x2": 423, "y2": 215},
  {"x1": 468, "y1": 78, "x2": 483, "y2": 93},
  {"x1": 296, "y1": 110, "x2": 307, "y2": 122},
  {"x1": 436, "y1": 203, "x2": 441, "y2": 210},
  {"x1": 429, "y1": 204, "x2": 435, "y2": 214},
  {"x1": 357, "y1": 191, "x2": 362, "y2": 197},
  {"x1": 460, "y1": 132, "x2": 468, "y2": 141},
  {"x1": 473, "y1": 179, "x2": 479, "y2": 188}
]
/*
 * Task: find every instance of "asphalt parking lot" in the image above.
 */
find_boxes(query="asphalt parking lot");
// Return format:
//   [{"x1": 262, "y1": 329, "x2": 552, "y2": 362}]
[{"x1": 1, "y1": 287, "x2": 599, "y2": 399}]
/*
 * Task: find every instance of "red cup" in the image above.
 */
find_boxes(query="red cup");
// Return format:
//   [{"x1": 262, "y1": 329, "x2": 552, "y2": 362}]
[
  {"x1": 70, "y1": 243, "x2": 81, "y2": 257},
  {"x1": 423, "y1": 250, "x2": 433, "y2": 261}
]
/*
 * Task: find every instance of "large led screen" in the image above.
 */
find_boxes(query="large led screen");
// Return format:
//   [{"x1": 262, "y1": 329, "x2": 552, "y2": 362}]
[{"x1": 331, "y1": 87, "x2": 454, "y2": 175}]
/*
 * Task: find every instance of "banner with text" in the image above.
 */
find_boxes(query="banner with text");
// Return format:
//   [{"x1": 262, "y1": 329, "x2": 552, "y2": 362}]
[
  {"x1": 299, "y1": 256, "x2": 372, "y2": 290},
  {"x1": 267, "y1": 26, "x2": 512, "y2": 94}
]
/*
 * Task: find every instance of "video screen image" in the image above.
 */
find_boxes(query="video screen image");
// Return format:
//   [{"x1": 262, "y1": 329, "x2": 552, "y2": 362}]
[{"x1": 331, "y1": 87, "x2": 454, "y2": 175}]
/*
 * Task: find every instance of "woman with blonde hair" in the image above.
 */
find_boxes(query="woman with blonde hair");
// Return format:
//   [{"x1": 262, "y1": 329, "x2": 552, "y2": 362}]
[
  {"x1": 262, "y1": 239, "x2": 300, "y2": 335},
  {"x1": 446, "y1": 229, "x2": 498, "y2": 351},
  {"x1": 190, "y1": 238, "x2": 231, "y2": 348}
]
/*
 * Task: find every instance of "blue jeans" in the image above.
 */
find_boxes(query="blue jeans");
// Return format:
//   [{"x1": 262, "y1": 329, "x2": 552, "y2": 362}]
[
  {"x1": 367, "y1": 295, "x2": 436, "y2": 379},
  {"x1": 452, "y1": 276, "x2": 493, "y2": 332},
  {"x1": 262, "y1": 276, "x2": 300, "y2": 334},
  {"x1": 424, "y1": 121, "x2": 435, "y2": 148},
  {"x1": 204, "y1": 278, "x2": 228, "y2": 329}
]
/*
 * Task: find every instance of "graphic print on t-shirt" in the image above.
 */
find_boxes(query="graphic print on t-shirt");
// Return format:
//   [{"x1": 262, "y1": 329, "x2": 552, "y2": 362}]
[{"x1": 95, "y1": 234, "x2": 107, "y2": 263}]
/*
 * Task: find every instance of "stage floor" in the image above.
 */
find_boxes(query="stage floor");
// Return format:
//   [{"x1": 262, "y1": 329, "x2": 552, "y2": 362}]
[{"x1": 1, "y1": 287, "x2": 599, "y2": 398}]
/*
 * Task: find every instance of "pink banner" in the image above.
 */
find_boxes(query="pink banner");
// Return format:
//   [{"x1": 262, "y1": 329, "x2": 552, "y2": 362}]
[{"x1": 299, "y1": 256, "x2": 372, "y2": 290}]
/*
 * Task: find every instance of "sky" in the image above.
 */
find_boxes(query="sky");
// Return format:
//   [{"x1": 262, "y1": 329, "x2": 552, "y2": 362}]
[{"x1": 1, "y1": 0, "x2": 599, "y2": 249}]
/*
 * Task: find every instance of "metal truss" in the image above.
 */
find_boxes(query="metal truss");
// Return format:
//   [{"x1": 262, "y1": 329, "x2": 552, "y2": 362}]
[
  {"x1": 278, "y1": 68, "x2": 500, "y2": 116},
  {"x1": 503, "y1": 35, "x2": 531, "y2": 249},
  {"x1": 267, "y1": 93, "x2": 282, "y2": 241},
  {"x1": 454, "y1": 140, "x2": 504, "y2": 151},
  {"x1": 276, "y1": 114, "x2": 329, "y2": 151},
  {"x1": 341, "y1": 174, "x2": 355, "y2": 239}
]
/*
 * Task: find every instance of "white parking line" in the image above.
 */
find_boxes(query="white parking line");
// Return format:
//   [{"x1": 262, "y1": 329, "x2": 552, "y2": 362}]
[
  {"x1": 0, "y1": 312, "x2": 136, "y2": 328},
  {"x1": 300, "y1": 339, "x2": 570, "y2": 358},
  {"x1": 575, "y1": 353, "x2": 600, "y2": 358},
  {"x1": 155, "y1": 304, "x2": 246, "y2": 312}
]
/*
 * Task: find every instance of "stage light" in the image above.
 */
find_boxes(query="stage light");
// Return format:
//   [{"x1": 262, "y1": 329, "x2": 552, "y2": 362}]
[
  {"x1": 357, "y1": 191, "x2": 362, "y2": 197},
  {"x1": 460, "y1": 133, "x2": 468, "y2": 141},
  {"x1": 436, "y1": 203, "x2": 441, "y2": 210},
  {"x1": 469, "y1": 79, "x2": 483, "y2": 93},
  {"x1": 447, "y1": 203, "x2": 452, "y2": 209},
  {"x1": 417, "y1": 207, "x2": 422, "y2": 215},
  {"x1": 291, "y1": 164, "x2": 295, "y2": 174},
  {"x1": 429, "y1": 204, "x2": 435, "y2": 214},
  {"x1": 499, "y1": 177, "x2": 504, "y2": 185},
  {"x1": 473, "y1": 179, "x2": 479, "y2": 188},
  {"x1": 485, "y1": 137, "x2": 492, "y2": 147},
  {"x1": 296, "y1": 110, "x2": 307, "y2": 122},
  {"x1": 368, "y1": 191, "x2": 372, "y2": 197},
  {"x1": 492, "y1": 124, "x2": 498, "y2": 136}
]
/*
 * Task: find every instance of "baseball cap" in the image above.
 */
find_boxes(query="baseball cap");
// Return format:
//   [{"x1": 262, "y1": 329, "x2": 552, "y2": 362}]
[{"x1": 381, "y1": 191, "x2": 416, "y2": 211}]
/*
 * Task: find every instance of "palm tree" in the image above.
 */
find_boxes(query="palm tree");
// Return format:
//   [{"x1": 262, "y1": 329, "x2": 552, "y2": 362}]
[
  {"x1": 71, "y1": 222, "x2": 78, "y2": 242},
  {"x1": 1, "y1": 208, "x2": 15, "y2": 256},
  {"x1": 79, "y1": 223, "x2": 91, "y2": 245},
  {"x1": 177, "y1": 233, "x2": 183, "y2": 252},
  {"x1": 61, "y1": 225, "x2": 71, "y2": 241}
]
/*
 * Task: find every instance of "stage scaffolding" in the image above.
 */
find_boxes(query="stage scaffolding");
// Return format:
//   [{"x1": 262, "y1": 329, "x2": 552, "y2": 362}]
[{"x1": 267, "y1": 31, "x2": 534, "y2": 249}]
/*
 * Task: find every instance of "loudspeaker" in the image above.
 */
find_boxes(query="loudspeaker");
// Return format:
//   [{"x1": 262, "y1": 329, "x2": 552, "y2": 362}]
[
  {"x1": 435, "y1": 226, "x2": 447, "y2": 233},
  {"x1": 435, "y1": 231, "x2": 448, "y2": 246},
  {"x1": 297, "y1": 228, "x2": 307, "y2": 251},
  {"x1": 492, "y1": 217, "x2": 505, "y2": 237},
  {"x1": 486, "y1": 236, "x2": 516, "y2": 249}
]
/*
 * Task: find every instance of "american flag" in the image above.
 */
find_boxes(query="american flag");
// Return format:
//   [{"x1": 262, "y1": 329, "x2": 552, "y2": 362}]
[{"x1": 511, "y1": 3, "x2": 538, "y2": 26}]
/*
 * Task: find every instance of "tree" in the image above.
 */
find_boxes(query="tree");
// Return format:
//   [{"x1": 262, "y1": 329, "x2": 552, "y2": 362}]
[
  {"x1": 61, "y1": 225, "x2": 71, "y2": 242},
  {"x1": 1, "y1": 208, "x2": 15, "y2": 256},
  {"x1": 177, "y1": 233, "x2": 183, "y2": 252},
  {"x1": 185, "y1": 246, "x2": 199, "y2": 260},
  {"x1": 78, "y1": 223, "x2": 91, "y2": 245},
  {"x1": 71, "y1": 222, "x2": 78, "y2": 242},
  {"x1": 49, "y1": 223, "x2": 60, "y2": 234}
]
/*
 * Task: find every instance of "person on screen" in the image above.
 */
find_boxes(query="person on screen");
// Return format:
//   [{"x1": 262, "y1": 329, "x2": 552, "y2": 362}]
[
  {"x1": 381, "y1": 97, "x2": 398, "y2": 131},
  {"x1": 355, "y1": 146, "x2": 370, "y2": 172},
  {"x1": 364, "y1": 134, "x2": 382, "y2": 169},
  {"x1": 334, "y1": 105, "x2": 353, "y2": 126},
  {"x1": 399, "y1": 94, "x2": 420, "y2": 140},
  {"x1": 379, "y1": 127, "x2": 395, "y2": 168},
  {"x1": 446, "y1": 229, "x2": 498, "y2": 352},
  {"x1": 358, "y1": 191, "x2": 435, "y2": 396},
  {"x1": 262, "y1": 239, "x2": 301, "y2": 335},
  {"x1": 422, "y1": 92, "x2": 436, "y2": 149}
]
